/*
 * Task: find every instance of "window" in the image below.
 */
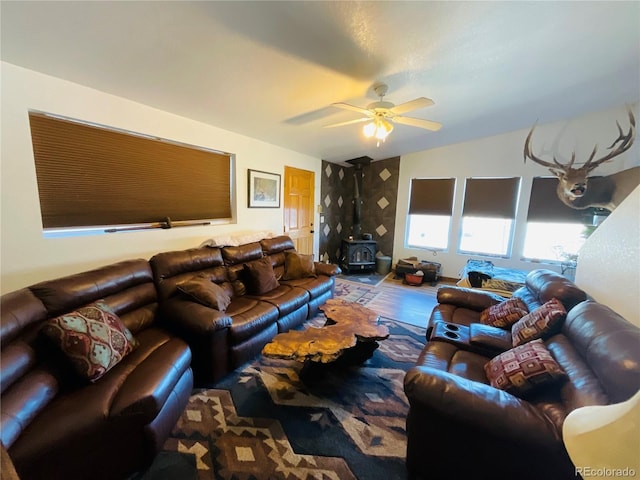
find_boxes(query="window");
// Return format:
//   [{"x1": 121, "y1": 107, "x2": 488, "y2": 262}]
[
  {"x1": 523, "y1": 177, "x2": 594, "y2": 262},
  {"x1": 523, "y1": 222, "x2": 588, "y2": 261},
  {"x1": 459, "y1": 217, "x2": 514, "y2": 256},
  {"x1": 29, "y1": 111, "x2": 234, "y2": 235},
  {"x1": 406, "y1": 178, "x2": 455, "y2": 250},
  {"x1": 407, "y1": 214, "x2": 451, "y2": 250},
  {"x1": 458, "y1": 177, "x2": 521, "y2": 257}
]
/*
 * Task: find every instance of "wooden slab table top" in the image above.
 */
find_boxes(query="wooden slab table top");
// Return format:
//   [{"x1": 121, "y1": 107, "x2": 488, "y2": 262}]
[{"x1": 262, "y1": 299, "x2": 389, "y2": 364}]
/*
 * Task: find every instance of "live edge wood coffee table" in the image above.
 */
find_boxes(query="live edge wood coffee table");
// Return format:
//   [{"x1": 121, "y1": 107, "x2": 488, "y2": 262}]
[{"x1": 262, "y1": 299, "x2": 389, "y2": 368}]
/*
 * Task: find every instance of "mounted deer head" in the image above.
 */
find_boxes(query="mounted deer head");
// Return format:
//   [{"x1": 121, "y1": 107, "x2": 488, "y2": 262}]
[{"x1": 524, "y1": 109, "x2": 638, "y2": 211}]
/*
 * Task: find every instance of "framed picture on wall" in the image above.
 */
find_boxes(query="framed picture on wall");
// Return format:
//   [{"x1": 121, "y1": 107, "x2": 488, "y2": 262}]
[{"x1": 248, "y1": 169, "x2": 281, "y2": 208}]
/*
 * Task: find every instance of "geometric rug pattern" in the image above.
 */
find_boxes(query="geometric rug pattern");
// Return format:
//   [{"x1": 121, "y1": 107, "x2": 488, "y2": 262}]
[
  {"x1": 333, "y1": 280, "x2": 381, "y2": 306},
  {"x1": 162, "y1": 317, "x2": 426, "y2": 479},
  {"x1": 336, "y1": 272, "x2": 391, "y2": 288}
]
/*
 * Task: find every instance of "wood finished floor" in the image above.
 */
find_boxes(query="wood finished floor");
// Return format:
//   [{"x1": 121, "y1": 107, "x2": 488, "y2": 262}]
[{"x1": 335, "y1": 274, "x2": 456, "y2": 327}]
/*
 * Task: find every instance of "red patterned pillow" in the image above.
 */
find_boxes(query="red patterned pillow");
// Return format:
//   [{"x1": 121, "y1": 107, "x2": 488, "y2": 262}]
[
  {"x1": 484, "y1": 339, "x2": 567, "y2": 397},
  {"x1": 479, "y1": 297, "x2": 529, "y2": 329},
  {"x1": 511, "y1": 298, "x2": 567, "y2": 346},
  {"x1": 42, "y1": 301, "x2": 138, "y2": 382}
]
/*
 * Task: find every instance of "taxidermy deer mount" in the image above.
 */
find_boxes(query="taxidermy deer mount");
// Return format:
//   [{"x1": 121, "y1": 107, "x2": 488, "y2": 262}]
[{"x1": 524, "y1": 109, "x2": 639, "y2": 211}]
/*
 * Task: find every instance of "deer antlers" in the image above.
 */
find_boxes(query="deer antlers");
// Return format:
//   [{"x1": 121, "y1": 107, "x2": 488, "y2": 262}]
[{"x1": 524, "y1": 109, "x2": 636, "y2": 175}]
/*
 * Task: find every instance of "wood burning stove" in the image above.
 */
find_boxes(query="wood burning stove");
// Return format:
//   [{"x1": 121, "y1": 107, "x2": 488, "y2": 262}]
[
  {"x1": 340, "y1": 156, "x2": 377, "y2": 273},
  {"x1": 340, "y1": 239, "x2": 377, "y2": 273}
]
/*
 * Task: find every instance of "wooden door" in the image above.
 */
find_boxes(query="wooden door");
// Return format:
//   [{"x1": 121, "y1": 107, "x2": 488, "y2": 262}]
[{"x1": 284, "y1": 166, "x2": 315, "y2": 255}]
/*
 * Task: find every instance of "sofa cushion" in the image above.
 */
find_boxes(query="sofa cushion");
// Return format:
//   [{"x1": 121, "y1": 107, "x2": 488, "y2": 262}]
[
  {"x1": 41, "y1": 301, "x2": 138, "y2": 382},
  {"x1": 246, "y1": 284, "x2": 310, "y2": 316},
  {"x1": 511, "y1": 298, "x2": 567, "y2": 347},
  {"x1": 479, "y1": 297, "x2": 529, "y2": 329},
  {"x1": 283, "y1": 251, "x2": 316, "y2": 280},
  {"x1": 485, "y1": 339, "x2": 567, "y2": 397},
  {"x1": 244, "y1": 257, "x2": 280, "y2": 295},
  {"x1": 177, "y1": 274, "x2": 231, "y2": 312}
]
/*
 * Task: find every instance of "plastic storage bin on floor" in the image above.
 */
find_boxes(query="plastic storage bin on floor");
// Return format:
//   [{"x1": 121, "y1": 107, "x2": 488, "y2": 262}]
[{"x1": 376, "y1": 256, "x2": 392, "y2": 275}]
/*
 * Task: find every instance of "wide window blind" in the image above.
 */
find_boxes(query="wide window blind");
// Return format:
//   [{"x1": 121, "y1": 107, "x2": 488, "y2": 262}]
[
  {"x1": 462, "y1": 177, "x2": 521, "y2": 218},
  {"x1": 408, "y1": 178, "x2": 455, "y2": 215},
  {"x1": 527, "y1": 177, "x2": 590, "y2": 223},
  {"x1": 29, "y1": 112, "x2": 233, "y2": 230}
]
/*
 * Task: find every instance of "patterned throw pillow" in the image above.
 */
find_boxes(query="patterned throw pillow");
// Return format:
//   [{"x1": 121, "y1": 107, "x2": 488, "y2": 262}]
[
  {"x1": 244, "y1": 257, "x2": 280, "y2": 295},
  {"x1": 480, "y1": 297, "x2": 529, "y2": 329},
  {"x1": 42, "y1": 301, "x2": 138, "y2": 382},
  {"x1": 283, "y1": 251, "x2": 317, "y2": 280},
  {"x1": 511, "y1": 298, "x2": 567, "y2": 347},
  {"x1": 484, "y1": 339, "x2": 567, "y2": 397},
  {"x1": 178, "y1": 274, "x2": 232, "y2": 311}
]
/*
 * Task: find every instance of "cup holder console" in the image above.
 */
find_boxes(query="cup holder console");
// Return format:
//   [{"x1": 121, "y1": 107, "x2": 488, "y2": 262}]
[{"x1": 430, "y1": 321, "x2": 470, "y2": 347}]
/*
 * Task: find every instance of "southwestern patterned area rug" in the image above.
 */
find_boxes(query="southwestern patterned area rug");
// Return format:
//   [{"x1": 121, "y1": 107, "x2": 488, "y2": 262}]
[
  {"x1": 332, "y1": 279, "x2": 381, "y2": 305},
  {"x1": 336, "y1": 272, "x2": 391, "y2": 288},
  {"x1": 161, "y1": 316, "x2": 426, "y2": 480}
]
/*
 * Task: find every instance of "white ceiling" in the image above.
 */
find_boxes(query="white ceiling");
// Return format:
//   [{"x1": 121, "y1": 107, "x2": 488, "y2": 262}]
[{"x1": 2, "y1": 1, "x2": 639, "y2": 163}]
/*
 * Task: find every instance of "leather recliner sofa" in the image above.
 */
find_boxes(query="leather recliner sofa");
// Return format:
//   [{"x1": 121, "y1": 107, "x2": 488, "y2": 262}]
[
  {"x1": 1, "y1": 235, "x2": 340, "y2": 479},
  {"x1": 0, "y1": 260, "x2": 194, "y2": 480},
  {"x1": 404, "y1": 269, "x2": 640, "y2": 480},
  {"x1": 150, "y1": 235, "x2": 341, "y2": 385}
]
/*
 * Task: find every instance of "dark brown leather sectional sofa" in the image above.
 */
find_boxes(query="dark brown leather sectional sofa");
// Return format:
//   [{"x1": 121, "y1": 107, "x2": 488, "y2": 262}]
[
  {"x1": 0, "y1": 235, "x2": 339, "y2": 480},
  {"x1": 404, "y1": 269, "x2": 640, "y2": 480},
  {"x1": 150, "y1": 235, "x2": 341, "y2": 384}
]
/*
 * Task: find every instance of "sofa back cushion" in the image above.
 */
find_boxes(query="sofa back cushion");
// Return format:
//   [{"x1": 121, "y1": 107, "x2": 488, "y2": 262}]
[
  {"x1": 30, "y1": 259, "x2": 158, "y2": 335},
  {"x1": 513, "y1": 269, "x2": 587, "y2": 312},
  {"x1": 1, "y1": 289, "x2": 54, "y2": 406},
  {"x1": 150, "y1": 247, "x2": 230, "y2": 302},
  {"x1": 561, "y1": 301, "x2": 640, "y2": 404},
  {"x1": 221, "y1": 242, "x2": 264, "y2": 265}
]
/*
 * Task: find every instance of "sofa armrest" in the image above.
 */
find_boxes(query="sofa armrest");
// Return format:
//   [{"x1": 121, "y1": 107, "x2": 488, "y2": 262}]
[
  {"x1": 436, "y1": 286, "x2": 506, "y2": 311},
  {"x1": 160, "y1": 297, "x2": 232, "y2": 334},
  {"x1": 404, "y1": 366, "x2": 561, "y2": 446},
  {"x1": 110, "y1": 337, "x2": 192, "y2": 419},
  {"x1": 315, "y1": 262, "x2": 341, "y2": 276},
  {"x1": 469, "y1": 323, "x2": 513, "y2": 353}
]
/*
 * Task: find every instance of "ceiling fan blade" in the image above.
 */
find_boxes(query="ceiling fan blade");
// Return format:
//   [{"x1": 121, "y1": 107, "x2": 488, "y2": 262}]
[
  {"x1": 323, "y1": 117, "x2": 371, "y2": 128},
  {"x1": 330, "y1": 102, "x2": 373, "y2": 117},
  {"x1": 393, "y1": 116, "x2": 442, "y2": 131},
  {"x1": 389, "y1": 97, "x2": 434, "y2": 115}
]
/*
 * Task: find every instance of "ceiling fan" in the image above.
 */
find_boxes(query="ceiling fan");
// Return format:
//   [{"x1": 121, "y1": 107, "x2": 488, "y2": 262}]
[{"x1": 324, "y1": 83, "x2": 442, "y2": 145}]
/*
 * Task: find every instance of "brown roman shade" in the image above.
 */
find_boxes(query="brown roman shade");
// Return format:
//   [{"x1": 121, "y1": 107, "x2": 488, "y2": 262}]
[
  {"x1": 527, "y1": 177, "x2": 589, "y2": 223},
  {"x1": 29, "y1": 111, "x2": 233, "y2": 230},
  {"x1": 408, "y1": 178, "x2": 455, "y2": 215},
  {"x1": 462, "y1": 177, "x2": 521, "y2": 219}
]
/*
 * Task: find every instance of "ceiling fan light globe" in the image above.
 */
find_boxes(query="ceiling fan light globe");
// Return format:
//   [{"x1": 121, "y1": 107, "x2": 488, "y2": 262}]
[
  {"x1": 363, "y1": 122, "x2": 376, "y2": 138},
  {"x1": 375, "y1": 126, "x2": 390, "y2": 141},
  {"x1": 375, "y1": 129, "x2": 388, "y2": 141}
]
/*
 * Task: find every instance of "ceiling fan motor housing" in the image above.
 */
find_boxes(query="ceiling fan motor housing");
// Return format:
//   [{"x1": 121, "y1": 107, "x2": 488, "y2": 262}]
[{"x1": 367, "y1": 101, "x2": 395, "y2": 113}]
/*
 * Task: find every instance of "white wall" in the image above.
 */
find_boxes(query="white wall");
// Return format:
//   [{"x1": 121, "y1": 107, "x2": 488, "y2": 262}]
[
  {"x1": 575, "y1": 186, "x2": 640, "y2": 326},
  {"x1": 0, "y1": 62, "x2": 322, "y2": 293},
  {"x1": 394, "y1": 103, "x2": 640, "y2": 280}
]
